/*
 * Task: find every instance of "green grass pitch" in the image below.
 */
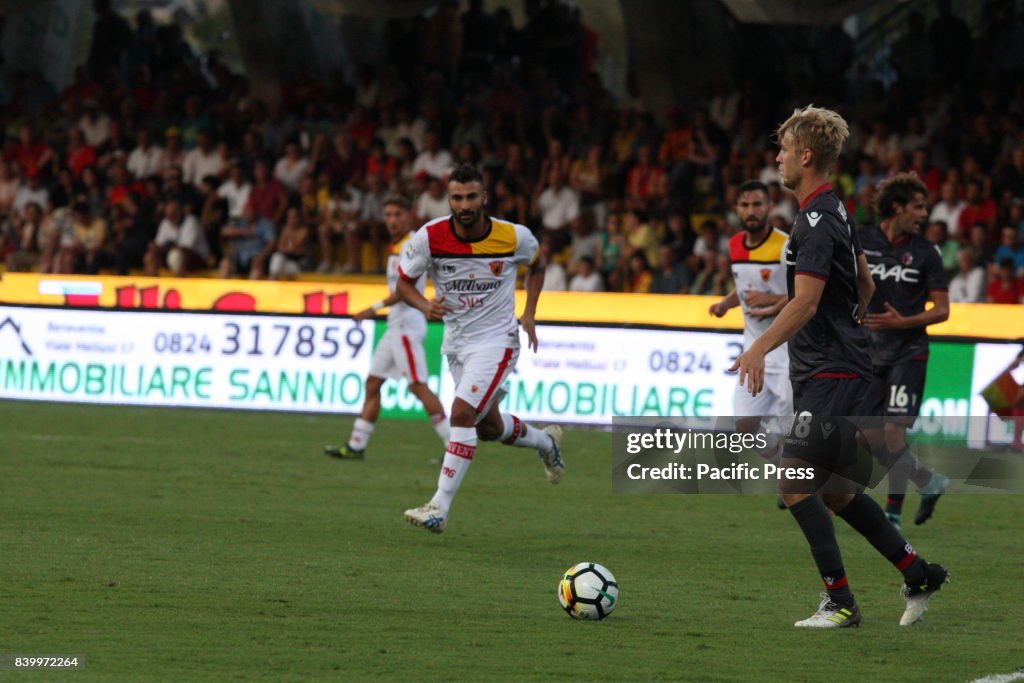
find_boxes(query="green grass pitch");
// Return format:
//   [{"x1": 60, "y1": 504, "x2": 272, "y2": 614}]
[{"x1": 1, "y1": 402, "x2": 1022, "y2": 681}]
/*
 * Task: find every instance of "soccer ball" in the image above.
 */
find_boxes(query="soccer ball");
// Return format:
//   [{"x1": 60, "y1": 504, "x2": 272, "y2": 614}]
[{"x1": 557, "y1": 562, "x2": 618, "y2": 620}]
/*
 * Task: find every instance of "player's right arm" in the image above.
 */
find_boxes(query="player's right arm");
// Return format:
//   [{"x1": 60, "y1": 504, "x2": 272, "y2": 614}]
[
  {"x1": 709, "y1": 290, "x2": 740, "y2": 317},
  {"x1": 396, "y1": 228, "x2": 451, "y2": 321}
]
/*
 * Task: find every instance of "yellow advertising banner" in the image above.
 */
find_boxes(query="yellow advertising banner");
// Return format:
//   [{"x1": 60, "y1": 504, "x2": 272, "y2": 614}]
[{"x1": 0, "y1": 272, "x2": 1019, "y2": 339}]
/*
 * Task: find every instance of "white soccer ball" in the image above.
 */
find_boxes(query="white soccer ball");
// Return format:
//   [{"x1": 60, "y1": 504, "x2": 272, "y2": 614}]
[{"x1": 557, "y1": 562, "x2": 619, "y2": 620}]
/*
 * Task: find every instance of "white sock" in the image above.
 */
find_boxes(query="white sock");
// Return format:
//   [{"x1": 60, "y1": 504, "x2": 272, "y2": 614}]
[
  {"x1": 348, "y1": 417, "x2": 375, "y2": 451},
  {"x1": 430, "y1": 412, "x2": 450, "y2": 445},
  {"x1": 499, "y1": 414, "x2": 552, "y2": 452},
  {"x1": 430, "y1": 426, "x2": 476, "y2": 516}
]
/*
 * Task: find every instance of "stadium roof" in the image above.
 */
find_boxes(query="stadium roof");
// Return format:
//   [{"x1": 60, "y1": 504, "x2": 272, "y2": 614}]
[{"x1": 720, "y1": 0, "x2": 881, "y2": 24}]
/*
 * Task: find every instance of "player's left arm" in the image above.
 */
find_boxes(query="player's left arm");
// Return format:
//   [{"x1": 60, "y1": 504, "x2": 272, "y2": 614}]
[
  {"x1": 517, "y1": 226, "x2": 544, "y2": 352},
  {"x1": 352, "y1": 290, "x2": 404, "y2": 322}
]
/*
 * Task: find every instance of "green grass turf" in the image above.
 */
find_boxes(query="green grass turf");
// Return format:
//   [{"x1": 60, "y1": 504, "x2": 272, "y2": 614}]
[{"x1": 1, "y1": 401, "x2": 1022, "y2": 682}]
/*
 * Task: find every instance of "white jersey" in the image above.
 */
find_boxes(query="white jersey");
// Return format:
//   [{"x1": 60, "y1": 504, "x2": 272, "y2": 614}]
[
  {"x1": 399, "y1": 215, "x2": 539, "y2": 354},
  {"x1": 386, "y1": 231, "x2": 427, "y2": 331},
  {"x1": 727, "y1": 228, "x2": 790, "y2": 373}
]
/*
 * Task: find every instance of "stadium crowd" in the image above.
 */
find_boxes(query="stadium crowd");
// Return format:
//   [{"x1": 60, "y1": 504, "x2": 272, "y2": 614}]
[{"x1": 1, "y1": 0, "x2": 1023, "y2": 303}]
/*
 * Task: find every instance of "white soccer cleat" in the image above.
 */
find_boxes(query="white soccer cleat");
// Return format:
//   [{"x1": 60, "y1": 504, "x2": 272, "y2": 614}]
[
  {"x1": 794, "y1": 593, "x2": 861, "y2": 628},
  {"x1": 899, "y1": 563, "x2": 949, "y2": 626},
  {"x1": 539, "y1": 425, "x2": 565, "y2": 484},
  {"x1": 403, "y1": 501, "x2": 447, "y2": 533}
]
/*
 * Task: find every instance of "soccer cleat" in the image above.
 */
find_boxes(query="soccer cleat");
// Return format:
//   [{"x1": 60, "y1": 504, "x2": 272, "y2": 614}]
[
  {"x1": 403, "y1": 501, "x2": 447, "y2": 533},
  {"x1": 885, "y1": 512, "x2": 903, "y2": 532},
  {"x1": 324, "y1": 444, "x2": 365, "y2": 460},
  {"x1": 794, "y1": 593, "x2": 861, "y2": 628},
  {"x1": 899, "y1": 562, "x2": 949, "y2": 626},
  {"x1": 539, "y1": 425, "x2": 565, "y2": 484},
  {"x1": 914, "y1": 473, "x2": 949, "y2": 525}
]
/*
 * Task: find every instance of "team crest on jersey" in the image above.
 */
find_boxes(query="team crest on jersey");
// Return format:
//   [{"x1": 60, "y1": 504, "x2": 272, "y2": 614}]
[
  {"x1": 760, "y1": 268, "x2": 772, "y2": 282},
  {"x1": 441, "y1": 263, "x2": 456, "y2": 274},
  {"x1": 901, "y1": 253, "x2": 914, "y2": 266},
  {"x1": 489, "y1": 261, "x2": 505, "y2": 276}
]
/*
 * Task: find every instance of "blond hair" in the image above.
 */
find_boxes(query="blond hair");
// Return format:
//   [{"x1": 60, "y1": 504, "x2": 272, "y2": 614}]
[{"x1": 776, "y1": 105, "x2": 849, "y2": 172}]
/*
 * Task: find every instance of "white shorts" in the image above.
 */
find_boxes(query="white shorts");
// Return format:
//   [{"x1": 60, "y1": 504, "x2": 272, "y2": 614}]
[
  {"x1": 734, "y1": 371, "x2": 793, "y2": 419},
  {"x1": 368, "y1": 325, "x2": 429, "y2": 382},
  {"x1": 448, "y1": 345, "x2": 519, "y2": 418}
]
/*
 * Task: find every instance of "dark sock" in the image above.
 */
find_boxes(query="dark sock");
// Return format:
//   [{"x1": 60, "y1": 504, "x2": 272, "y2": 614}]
[
  {"x1": 836, "y1": 492, "x2": 926, "y2": 585},
  {"x1": 909, "y1": 458, "x2": 933, "y2": 489},
  {"x1": 789, "y1": 496, "x2": 855, "y2": 607},
  {"x1": 885, "y1": 494, "x2": 905, "y2": 515},
  {"x1": 886, "y1": 447, "x2": 911, "y2": 511}
]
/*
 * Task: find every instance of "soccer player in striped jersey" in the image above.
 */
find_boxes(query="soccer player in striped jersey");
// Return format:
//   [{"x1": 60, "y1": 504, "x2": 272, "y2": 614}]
[
  {"x1": 396, "y1": 165, "x2": 564, "y2": 534},
  {"x1": 710, "y1": 180, "x2": 792, "y2": 443},
  {"x1": 324, "y1": 196, "x2": 449, "y2": 460}
]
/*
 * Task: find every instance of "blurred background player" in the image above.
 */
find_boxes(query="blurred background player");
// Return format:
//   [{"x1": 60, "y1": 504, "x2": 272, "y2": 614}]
[
  {"x1": 325, "y1": 196, "x2": 449, "y2": 460},
  {"x1": 396, "y1": 165, "x2": 563, "y2": 533},
  {"x1": 860, "y1": 174, "x2": 950, "y2": 530},
  {"x1": 732, "y1": 106, "x2": 948, "y2": 629},
  {"x1": 709, "y1": 179, "x2": 791, "y2": 456}
]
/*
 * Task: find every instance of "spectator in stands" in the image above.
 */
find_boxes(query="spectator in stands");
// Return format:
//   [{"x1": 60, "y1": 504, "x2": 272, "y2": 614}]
[
  {"x1": 0, "y1": 162, "x2": 20, "y2": 216},
  {"x1": 540, "y1": 235, "x2": 567, "y2": 292},
  {"x1": 967, "y1": 222, "x2": 995, "y2": 271},
  {"x1": 5, "y1": 201, "x2": 43, "y2": 272},
  {"x1": 412, "y1": 130, "x2": 454, "y2": 180},
  {"x1": 274, "y1": 141, "x2": 309, "y2": 192},
  {"x1": 624, "y1": 251, "x2": 653, "y2": 293},
  {"x1": 248, "y1": 161, "x2": 287, "y2": 225},
  {"x1": 268, "y1": 206, "x2": 311, "y2": 280},
  {"x1": 949, "y1": 248, "x2": 986, "y2": 303},
  {"x1": 317, "y1": 179, "x2": 362, "y2": 273},
  {"x1": 78, "y1": 100, "x2": 112, "y2": 148},
  {"x1": 650, "y1": 244, "x2": 690, "y2": 294},
  {"x1": 70, "y1": 200, "x2": 108, "y2": 274},
  {"x1": 624, "y1": 144, "x2": 663, "y2": 203},
  {"x1": 219, "y1": 203, "x2": 276, "y2": 279},
  {"x1": 569, "y1": 256, "x2": 604, "y2": 292},
  {"x1": 351, "y1": 172, "x2": 389, "y2": 272},
  {"x1": 994, "y1": 225, "x2": 1024, "y2": 277},
  {"x1": 182, "y1": 131, "x2": 224, "y2": 186},
  {"x1": 958, "y1": 179, "x2": 998, "y2": 235},
  {"x1": 6, "y1": 125, "x2": 53, "y2": 178},
  {"x1": 156, "y1": 129, "x2": 186, "y2": 174},
  {"x1": 929, "y1": 181, "x2": 966, "y2": 237},
  {"x1": 66, "y1": 128, "x2": 96, "y2": 179},
  {"x1": 926, "y1": 220, "x2": 958, "y2": 274},
  {"x1": 534, "y1": 167, "x2": 580, "y2": 250},
  {"x1": 987, "y1": 258, "x2": 1024, "y2": 304},
  {"x1": 689, "y1": 244, "x2": 718, "y2": 295},
  {"x1": 12, "y1": 171, "x2": 49, "y2": 217},
  {"x1": 567, "y1": 213, "x2": 601, "y2": 275},
  {"x1": 492, "y1": 176, "x2": 528, "y2": 225},
  {"x1": 596, "y1": 212, "x2": 623, "y2": 288},
  {"x1": 414, "y1": 175, "x2": 450, "y2": 223},
  {"x1": 145, "y1": 198, "x2": 210, "y2": 276},
  {"x1": 127, "y1": 128, "x2": 162, "y2": 180},
  {"x1": 110, "y1": 191, "x2": 156, "y2": 275},
  {"x1": 217, "y1": 161, "x2": 251, "y2": 223}
]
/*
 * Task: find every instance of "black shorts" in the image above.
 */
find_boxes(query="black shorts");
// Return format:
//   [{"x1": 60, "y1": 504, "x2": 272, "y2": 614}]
[
  {"x1": 791, "y1": 374, "x2": 882, "y2": 417},
  {"x1": 870, "y1": 359, "x2": 928, "y2": 424},
  {"x1": 783, "y1": 374, "x2": 880, "y2": 490}
]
